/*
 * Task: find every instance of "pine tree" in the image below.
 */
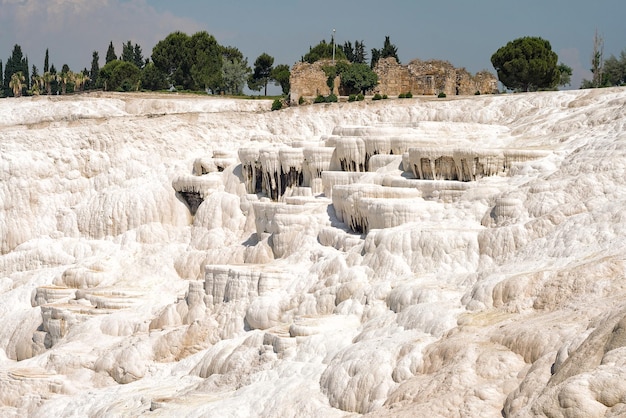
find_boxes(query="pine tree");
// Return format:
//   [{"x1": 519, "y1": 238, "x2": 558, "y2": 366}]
[
  {"x1": 44, "y1": 49, "x2": 49, "y2": 73},
  {"x1": 354, "y1": 41, "x2": 367, "y2": 64},
  {"x1": 133, "y1": 43, "x2": 144, "y2": 69},
  {"x1": 4, "y1": 44, "x2": 29, "y2": 96},
  {"x1": 121, "y1": 41, "x2": 134, "y2": 63},
  {"x1": 106, "y1": 41, "x2": 117, "y2": 63}
]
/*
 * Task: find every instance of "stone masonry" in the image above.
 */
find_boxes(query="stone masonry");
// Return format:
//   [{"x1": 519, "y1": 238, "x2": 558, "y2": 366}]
[{"x1": 290, "y1": 57, "x2": 498, "y2": 103}]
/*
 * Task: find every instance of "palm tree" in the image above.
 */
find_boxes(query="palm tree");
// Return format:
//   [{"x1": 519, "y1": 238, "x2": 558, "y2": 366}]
[
  {"x1": 42, "y1": 72, "x2": 56, "y2": 95},
  {"x1": 31, "y1": 75, "x2": 42, "y2": 95},
  {"x1": 58, "y1": 70, "x2": 74, "y2": 94},
  {"x1": 9, "y1": 72, "x2": 26, "y2": 97},
  {"x1": 73, "y1": 72, "x2": 90, "y2": 92}
]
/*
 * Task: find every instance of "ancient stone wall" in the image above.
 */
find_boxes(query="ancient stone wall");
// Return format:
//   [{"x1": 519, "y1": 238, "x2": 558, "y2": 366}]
[
  {"x1": 374, "y1": 58, "x2": 498, "y2": 96},
  {"x1": 289, "y1": 60, "x2": 339, "y2": 103},
  {"x1": 290, "y1": 57, "x2": 498, "y2": 102}
]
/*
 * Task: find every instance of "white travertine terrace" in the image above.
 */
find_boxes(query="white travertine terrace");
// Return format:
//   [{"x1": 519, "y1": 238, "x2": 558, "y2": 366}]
[{"x1": 2, "y1": 89, "x2": 626, "y2": 417}]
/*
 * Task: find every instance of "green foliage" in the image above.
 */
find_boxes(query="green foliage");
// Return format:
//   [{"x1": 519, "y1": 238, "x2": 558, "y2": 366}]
[
  {"x1": 348, "y1": 94, "x2": 356, "y2": 102},
  {"x1": 302, "y1": 40, "x2": 346, "y2": 64},
  {"x1": 340, "y1": 63, "x2": 378, "y2": 95},
  {"x1": 313, "y1": 94, "x2": 337, "y2": 103},
  {"x1": 298, "y1": 95, "x2": 305, "y2": 105},
  {"x1": 357, "y1": 93, "x2": 364, "y2": 101},
  {"x1": 105, "y1": 41, "x2": 117, "y2": 63},
  {"x1": 152, "y1": 31, "x2": 223, "y2": 92},
  {"x1": 491, "y1": 36, "x2": 559, "y2": 92},
  {"x1": 372, "y1": 93, "x2": 383, "y2": 100},
  {"x1": 399, "y1": 91, "x2": 413, "y2": 98},
  {"x1": 222, "y1": 57, "x2": 250, "y2": 95},
  {"x1": 342, "y1": 40, "x2": 367, "y2": 64},
  {"x1": 140, "y1": 62, "x2": 168, "y2": 90},
  {"x1": 371, "y1": 36, "x2": 400, "y2": 68},
  {"x1": 557, "y1": 63, "x2": 572, "y2": 87},
  {"x1": 382, "y1": 94, "x2": 388, "y2": 99},
  {"x1": 270, "y1": 64, "x2": 290, "y2": 95},
  {"x1": 3, "y1": 44, "x2": 29, "y2": 96},
  {"x1": 121, "y1": 41, "x2": 134, "y2": 64},
  {"x1": 248, "y1": 52, "x2": 274, "y2": 95},
  {"x1": 601, "y1": 50, "x2": 626, "y2": 86},
  {"x1": 44, "y1": 49, "x2": 49, "y2": 73},
  {"x1": 438, "y1": 92, "x2": 446, "y2": 98},
  {"x1": 189, "y1": 31, "x2": 223, "y2": 93},
  {"x1": 475, "y1": 91, "x2": 481, "y2": 95},
  {"x1": 89, "y1": 51, "x2": 100, "y2": 89},
  {"x1": 99, "y1": 60, "x2": 140, "y2": 91},
  {"x1": 271, "y1": 98, "x2": 282, "y2": 111},
  {"x1": 322, "y1": 65, "x2": 337, "y2": 93}
]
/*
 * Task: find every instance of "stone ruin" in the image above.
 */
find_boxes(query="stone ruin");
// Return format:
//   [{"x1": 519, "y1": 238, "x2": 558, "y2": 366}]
[
  {"x1": 373, "y1": 57, "x2": 498, "y2": 96},
  {"x1": 289, "y1": 57, "x2": 498, "y2": 102}
]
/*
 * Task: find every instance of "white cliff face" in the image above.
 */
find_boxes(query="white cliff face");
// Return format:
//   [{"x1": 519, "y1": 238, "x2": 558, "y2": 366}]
[{"x1": 1, "y1": 88, "x2": 626, "y2": 417}]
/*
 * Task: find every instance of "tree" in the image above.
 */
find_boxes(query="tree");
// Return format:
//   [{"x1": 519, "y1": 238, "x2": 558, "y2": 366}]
[
  {"x1": 221, "y1": 57, "x2": 250, "y2": 95},
  {"x1": 491, "y1": 36, "x2": 560, "y2": 92},
  {"x1": 90, "y1": 51, "x2": 100, "y2": 89},
  {"x1": 302, "y1": 40, "x2": 346, "y2": 64},
  {"x1": 271, "y1": 64, "x2": 290, "y2": 95},
  {"x1": 99, "y1": 60, "x2": 140, "y2": 91},
  {"x1": 372, "y1": 36, "x2": 399, "y2": 68},
  {"x1": 381, "y1": 36, "x2": 399, "y2": 63},
  {"x1": 4, "y1": 44, "x2": 29, "y2": 96},
  {"x1": 151, "y1": 31, "x2": 191, "y2": 89},
  {"x1": 557, "y1": 63, "x2": 572, "y2": 88},
  {"x1": 106, "y1": 41, "x2": 117, "y2": 63},
  {"x1": 602, "y1": 50, "x2": 626, "y2": 86},
  {"x1": 73, "y1": 72, "x2": 88, "y2": 92},
  {"x1": 44, "y1": 49, "x2": 49, "y2": 73},
  {"x1": 57, "y1": 70, "x2": 73, "y2": 94},
  {"x1": 121, "y1": 41, "x2": 135, "y2": 64},
  {"x1": 342, "y1": 41, "x2": 355, "y2": 63},
  {"x1": 370, "y1": 48, "x2": 380, "y2": 69},
  {"x1": 9, "y1": 71, "x2": 25, "y2": 97},
  {"x1": 341, "y1": 63, "x2": 378, "y2": 95},
  {"x1": 354, "y1": 41, "x2": 367, "y2": 64},
  {"x1": 42, "y1": 72, "x2": 55, "y2": 95},
  {"x1": 133, "y1": 43, "x2": 145, "y2": 69},
  {"x1": 189, "y1": 31, "x2": 223, "y2": 92},
  {"x1": 249, "y1": 53, "x2": 274, "y2": 96},
  {"x1": 590, "y1": 29, "x2": 604, "y2": 88},
  {"x1": 141, "y1": 62, "x2": 168, "y2": 91}
]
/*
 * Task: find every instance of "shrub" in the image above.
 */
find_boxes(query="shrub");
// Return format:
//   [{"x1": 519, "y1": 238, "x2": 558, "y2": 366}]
[
  {"x1": 326, "y1": 94, "x2": 338, "y2": 103},
  {"x1": 348, "y1": 94, "x2": 357, "y2": 102},
  {"x1": 357, "y1": 93, "x2": 364, "y2": 101},
  {"x1": 271, "y1": 99, "x2": 283, "y2": 111},
  {"x1": 438, "y1": 92, "x2": 447, "y2": 98},
  {"x1": 372, "y1": 93, "x2": 383, "y2": 101},
  {"x1": 475, "y1": 91, "x2": 481, "y2": 95},
  {"x1": 314, "y1": 95, "x2": 326, "y2": 103},
  {"x1": 382, "y1": 94, "x2": 388, "y2": 99},
  {"x1": 398, "y1": 93, "x2": 405, "y2": 98},
  {"x1": 298, "y1": 96, "x2": 305, "y2": 105},
  {"x1": 405, "y1": 91, "x2": 413, "y2": 98}
]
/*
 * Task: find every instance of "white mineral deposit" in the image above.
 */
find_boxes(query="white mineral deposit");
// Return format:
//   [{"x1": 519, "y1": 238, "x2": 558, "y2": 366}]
[{"x1": 1, "y1": 88, "x2": 626, "y2": 417}]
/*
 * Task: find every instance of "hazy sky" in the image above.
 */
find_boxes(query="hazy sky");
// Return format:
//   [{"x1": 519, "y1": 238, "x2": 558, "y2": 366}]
[{"x1": 1, "y1": 0, "x2": 624, "y2": 90}]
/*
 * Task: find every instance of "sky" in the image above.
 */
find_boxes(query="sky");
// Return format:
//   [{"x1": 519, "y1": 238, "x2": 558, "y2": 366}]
[{"x1": 0, "y1": 0, "x2": 625, "y2": 92}]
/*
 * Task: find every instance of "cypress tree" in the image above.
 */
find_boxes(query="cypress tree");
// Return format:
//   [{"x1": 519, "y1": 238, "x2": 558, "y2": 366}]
[
  {"x1": 90, "y1": 51, "x2": 100, "y2": 89},
  {"x1": 106, "y1": 41, "x2": 117, "y2": 63},
  {"x1": 44, "y1": 49, "x2": 49, "y2": 73}
]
